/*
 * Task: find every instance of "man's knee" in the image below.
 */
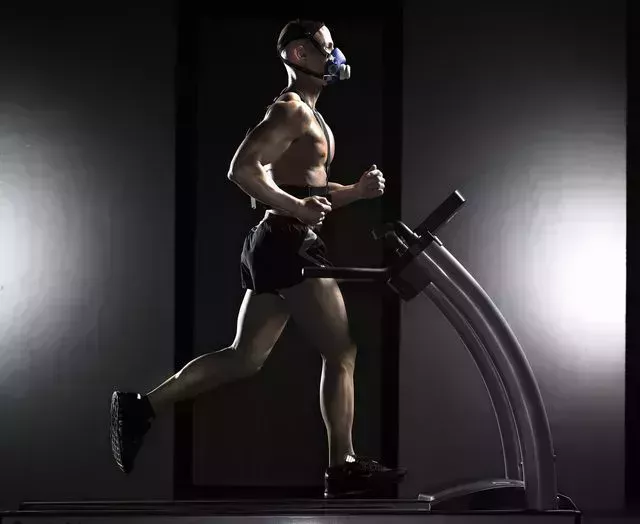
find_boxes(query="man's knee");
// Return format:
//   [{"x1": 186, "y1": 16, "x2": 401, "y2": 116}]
[
  {"x1": 228, "y1": 342, "x2": 273, "y2": 377},
  {"x1": 322, "y1": 341, "x2": 357, "y2": 370}
]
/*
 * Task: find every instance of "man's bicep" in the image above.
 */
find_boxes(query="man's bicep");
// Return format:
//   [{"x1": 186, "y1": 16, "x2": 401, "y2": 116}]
[{"x1": 232, "y1": 102, "x2": 308, "y2": 168}]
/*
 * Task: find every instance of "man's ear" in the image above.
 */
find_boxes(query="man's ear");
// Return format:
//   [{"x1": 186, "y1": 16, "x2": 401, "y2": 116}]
[{"x1": 292, "y1": 43, "x2": 307, "y2": 62}]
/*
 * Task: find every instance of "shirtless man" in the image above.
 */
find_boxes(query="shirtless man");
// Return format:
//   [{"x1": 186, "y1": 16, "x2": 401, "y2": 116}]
[{"x1": 110, "y1": 19, "x2": 406, "y2": 499}]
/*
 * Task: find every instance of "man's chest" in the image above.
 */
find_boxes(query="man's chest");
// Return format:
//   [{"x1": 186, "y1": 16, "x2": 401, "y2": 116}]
[{"x1": 310, "y1": 111, "x2": 335, "y2": 165}]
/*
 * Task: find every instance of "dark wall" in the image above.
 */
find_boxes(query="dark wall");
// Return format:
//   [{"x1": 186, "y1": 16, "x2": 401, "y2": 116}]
[
  {"x1": 400, "y1": 0, "x2": 626, "y2": 512},
  {"x1": 191, "y1": 15, "x2": 387, "y2": 488},
  {"x1": 0, "y1": 3, "x2": 176, "y2": 509}
]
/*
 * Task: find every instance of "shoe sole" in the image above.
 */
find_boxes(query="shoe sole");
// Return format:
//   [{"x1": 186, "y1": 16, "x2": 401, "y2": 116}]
[
  {"x1": 324, "y1": 488, "x2": 372, "y2": 499},
  {"x1": 324, "y1": 471, "x2": 407, "y2": 499},
  {"x1": 110, "y1": 392, "x2": 129, "y2": 474}
]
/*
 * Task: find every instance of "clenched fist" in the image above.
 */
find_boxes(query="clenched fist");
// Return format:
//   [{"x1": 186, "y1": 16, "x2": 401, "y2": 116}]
[
  {"x1": 357, "y1": 164, "x2": 385, "y2": 199},
  {"x1": 294, "y1": 196, "x2": 332, "y2": 227}
]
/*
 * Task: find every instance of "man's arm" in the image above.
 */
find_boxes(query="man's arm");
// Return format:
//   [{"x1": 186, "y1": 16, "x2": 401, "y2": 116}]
[
  {"x1": 227, "y1": 101, "x2": 311, "y2": 214},
  {"x1": 328, "y1": 182, "x2": 362, "y2": 209}
]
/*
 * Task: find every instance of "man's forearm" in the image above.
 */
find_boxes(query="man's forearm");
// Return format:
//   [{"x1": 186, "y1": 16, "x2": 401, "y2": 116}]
[
  {"x1": 228, "y1": 164, "x2": 302, "y2": 214},
  {"x1": 328, "y1": 182, "x2": 362, "y2": 209}
]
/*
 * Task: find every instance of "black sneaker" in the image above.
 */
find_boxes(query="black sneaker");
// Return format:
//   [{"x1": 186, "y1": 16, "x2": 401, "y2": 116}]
[
  {"x1": 110, "y1": 391, "x2": 155, "y2": 474},
  {"x1": 324, "y1": 454, "x2": 407, "y2": 498}
]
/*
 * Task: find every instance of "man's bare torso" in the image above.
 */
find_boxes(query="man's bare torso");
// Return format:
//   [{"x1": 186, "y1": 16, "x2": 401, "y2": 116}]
[{"x1": 267, "y1": 92, "x2": 334, "y2": 209}]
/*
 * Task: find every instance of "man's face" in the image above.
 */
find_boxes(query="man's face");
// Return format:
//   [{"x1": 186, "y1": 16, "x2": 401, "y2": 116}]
[{"x1": 305, "y1": 26, "x2": 335, "y2": 81}]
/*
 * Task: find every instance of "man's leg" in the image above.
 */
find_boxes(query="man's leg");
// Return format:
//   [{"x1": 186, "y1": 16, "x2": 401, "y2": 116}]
[
  {"x1": 111, "y1": 290, "x2": 289, "y2": 474},
  {"x1": 147, "y1": 290, "x2": 290, "y2": 414},
  {"x1": 279, "y1": 277, "x2": 406, "y2": 497},
  {"x1": 280, "y1": 277, "x2": 355, "y2": 467}
]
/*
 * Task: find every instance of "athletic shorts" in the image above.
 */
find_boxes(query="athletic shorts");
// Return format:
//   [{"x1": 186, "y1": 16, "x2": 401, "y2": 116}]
[{"x1": 240, "y1": 212, "x2": 332, "y2": 295}]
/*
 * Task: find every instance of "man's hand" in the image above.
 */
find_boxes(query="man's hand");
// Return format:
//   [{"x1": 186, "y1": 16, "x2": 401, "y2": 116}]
[
  {"x1": 294, "y1": 196, "x2": 332, "y2": 227},
  {"x1": 356, "y1": 164, "x2": 385, "y2": 199}
]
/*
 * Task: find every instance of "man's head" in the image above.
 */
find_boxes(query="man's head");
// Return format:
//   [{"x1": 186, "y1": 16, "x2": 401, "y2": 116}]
[{"x1": 277, "y1": 19, "x2": 349, "y2": 85}]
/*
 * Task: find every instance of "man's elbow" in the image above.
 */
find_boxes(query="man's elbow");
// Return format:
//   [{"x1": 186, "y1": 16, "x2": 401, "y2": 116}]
[
  {"x1": 228, "y1": 161, "x2": 260, "y2": 183},
  {"x1": 227, "y1": 168, "x2": 248, "y2": 185},
  {"x1": 227, "y1": 162, "x2": 244, "y2": 182}
]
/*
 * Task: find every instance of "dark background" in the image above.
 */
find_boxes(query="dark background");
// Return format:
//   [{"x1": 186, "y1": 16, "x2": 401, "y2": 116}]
[
  {"x1": 0, "y1": 0, "x2": 632, "y2": 521},
  {"x1": 0, "y1": 0, "x2": 176, "y2": 505}
]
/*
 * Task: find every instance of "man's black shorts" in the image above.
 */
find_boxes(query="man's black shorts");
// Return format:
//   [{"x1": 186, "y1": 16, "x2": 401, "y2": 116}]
[{"x1": 240, "y1": 212, "x2": 332, "y2": 294}]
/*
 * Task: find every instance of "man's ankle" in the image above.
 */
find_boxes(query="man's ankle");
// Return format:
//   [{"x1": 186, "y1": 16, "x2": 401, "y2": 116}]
[{"x1": 328, "y1": 452, "x2": 356, "y2": 469}]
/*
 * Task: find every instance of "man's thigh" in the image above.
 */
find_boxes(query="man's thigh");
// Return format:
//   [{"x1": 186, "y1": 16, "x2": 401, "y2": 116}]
[{"x1": 279, "y1": 278, "x2": 353, "y2": 360}]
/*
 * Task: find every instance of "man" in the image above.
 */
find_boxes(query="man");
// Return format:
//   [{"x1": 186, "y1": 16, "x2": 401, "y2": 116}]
[{"x1": 110, "y1": 19, "x2": 406, "y2": 499}]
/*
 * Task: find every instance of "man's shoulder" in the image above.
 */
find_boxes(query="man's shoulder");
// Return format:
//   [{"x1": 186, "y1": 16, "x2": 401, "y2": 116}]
[
  {"x1": 265, "y1": 95, "x2": 313, "y2": 126},
  {"x1": 278, "y1": 91, "x2": 302, "y2": 104}
]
